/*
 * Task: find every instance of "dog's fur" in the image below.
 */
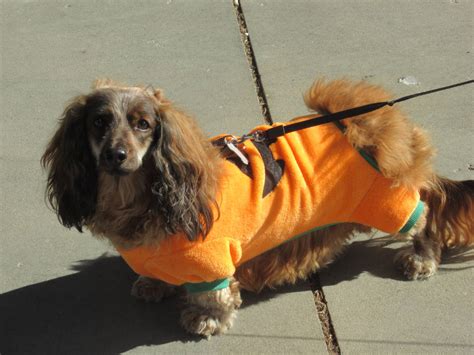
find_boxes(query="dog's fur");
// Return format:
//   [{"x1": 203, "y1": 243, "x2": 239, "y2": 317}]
[{"x1": 42, "y1": 79, "x2": 474, "y2": 337}]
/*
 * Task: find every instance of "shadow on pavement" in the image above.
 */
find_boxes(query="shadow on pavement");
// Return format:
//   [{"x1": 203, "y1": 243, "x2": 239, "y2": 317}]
[
  {"x1": 241, "y1": 280, "x2": 311, "y2": 308},
  {"x1": 0, "y1": 254, "x2": 190, "y2": 354},
  {"x1": 1, "y1": 241, "x2": 471, "y2": 354},
  {"x1": 0, "y1": 254, "x2": 308, "y2": 355},
  {"x1": 319, "y1": 236, "x2": 474, "y2": 286}
]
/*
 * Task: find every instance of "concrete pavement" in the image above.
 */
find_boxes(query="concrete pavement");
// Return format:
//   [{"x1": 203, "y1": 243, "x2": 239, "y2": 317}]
[
  {"x1": 1, "y1": 0, "x2": 472, "y2": 354},
  {"x1": 243, "y1": 0, "x2": 473, "y2": 353}
]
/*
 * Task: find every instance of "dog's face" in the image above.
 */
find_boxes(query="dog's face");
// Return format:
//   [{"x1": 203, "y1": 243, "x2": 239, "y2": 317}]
[
  {"x1": 42, "y1": 81, "x2": 219, "y2": 239},
  {"x1": 85, "y1": 88, "x2": 160, "y2": 176}
]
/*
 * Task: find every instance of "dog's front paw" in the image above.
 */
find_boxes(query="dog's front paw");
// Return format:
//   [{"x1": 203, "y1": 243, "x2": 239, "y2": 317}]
[
  {"x1": 395, "y1": 249, "x2": 438, "y2": 280},
  {"x1": 180, "y1": 305, "x2": 237, "y2": 338},
  {"x1": 131, "y1": 276, "x2": 176, "y2": 302}
]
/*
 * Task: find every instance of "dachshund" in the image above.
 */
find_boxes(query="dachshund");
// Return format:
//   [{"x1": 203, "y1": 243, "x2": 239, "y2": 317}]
[{"x1": 42, "y1": 78, "x2": 473, "y2": 337}]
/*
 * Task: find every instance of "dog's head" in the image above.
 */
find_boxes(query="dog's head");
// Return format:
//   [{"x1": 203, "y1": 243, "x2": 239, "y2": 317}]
[
  {"x1": 85, "y1": 85, "x2": 161, "y2": 176},
  {"x1": 41, "y1": 79, "x2": 219, "y2": 240}
]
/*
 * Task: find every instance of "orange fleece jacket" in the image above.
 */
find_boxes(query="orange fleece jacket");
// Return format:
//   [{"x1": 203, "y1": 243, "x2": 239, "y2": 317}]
[{"x1": 118, "y1": 119, "x2": 423, "y2": 292}]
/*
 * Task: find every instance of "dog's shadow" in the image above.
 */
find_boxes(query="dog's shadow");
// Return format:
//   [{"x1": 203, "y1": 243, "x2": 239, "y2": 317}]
[
  {"x1": 319, "y1": 235, "x2": 474, "y2": 286},
  {"x1": 0, "y1": 253, "x2": 306, "y2": 354},
  {"x1": 1, "y1": 239, "x2": 472, "y2": 354},
  {"x1": 0, "y1": 254, "x2": 189, "y2": 354}
]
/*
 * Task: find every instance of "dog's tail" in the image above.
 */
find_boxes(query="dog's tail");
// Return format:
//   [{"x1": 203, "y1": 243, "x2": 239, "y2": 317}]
[
  {"x1": 304, "y1": 78, "x2": 394, "y2": 116},
  {"x1": 304, "y1": 79, "x2": 434, "y2": 189},
  {"x1": 422, "y1": 177, "x2": 474, "y2": 248}
]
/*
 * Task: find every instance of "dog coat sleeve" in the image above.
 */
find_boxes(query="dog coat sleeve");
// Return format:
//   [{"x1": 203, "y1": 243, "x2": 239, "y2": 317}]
[
  {"x1": 350, "y1": 173, "x2": 424, "y2": 234},
  {"x1": 119, "y1": 237, "x2": 243, "y2": 293}
]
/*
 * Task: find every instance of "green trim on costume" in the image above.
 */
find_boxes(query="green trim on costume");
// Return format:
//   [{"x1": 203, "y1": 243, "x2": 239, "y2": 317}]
[
  {"x1": 399, "y1": 200, "x2": 425, "y2": 234},
  {"x1": 357, "y1": 149, "x2": 380, "y2": 171},
  {"x1": 333, "y1": 121, "x2": 380, "y2": 171},
  {"x1": 184, "y1": 278, "x2": 230, "y2": 293}
]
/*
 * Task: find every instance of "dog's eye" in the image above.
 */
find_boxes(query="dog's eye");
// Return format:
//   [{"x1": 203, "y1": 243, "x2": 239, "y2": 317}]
[
  {"x1": 137, "y1": 119, "x2": 150, "y2": 131},
  {"x1": 94, "y1": 117, "x2": 104, "y2": 128}
]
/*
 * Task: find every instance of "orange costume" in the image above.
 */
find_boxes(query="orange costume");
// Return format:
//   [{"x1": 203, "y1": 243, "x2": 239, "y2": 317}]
[{"x1": 118, "y1": 118, "x2": 424, "y2": 293}]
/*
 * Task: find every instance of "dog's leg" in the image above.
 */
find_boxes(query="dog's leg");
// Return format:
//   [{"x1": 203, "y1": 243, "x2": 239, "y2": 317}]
[
  {"x1": 395, "y1": 209, "x2": 442, "y2": 280},
  {"x1": 131, "y1": 276, "x2": 177, "y2": 302},
  {"x1": 395, "y1": 230, "x2": 442, "y2": 280},
  {"x1": 180, "y1": 278, "x2": 242, "y2": 338}
]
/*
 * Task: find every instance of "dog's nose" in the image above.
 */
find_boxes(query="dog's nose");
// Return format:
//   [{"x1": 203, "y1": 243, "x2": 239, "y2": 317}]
[{"x1": 105, "y1": 147, "x2": 127, "y2": 166}]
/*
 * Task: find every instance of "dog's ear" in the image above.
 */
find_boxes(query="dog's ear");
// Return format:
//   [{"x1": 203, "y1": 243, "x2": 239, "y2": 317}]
[
  {"x1": 152, "y1": 88, "x2": 166, "y2": 102},
  {"x1": 149, "y1": 102, "x2": 219, "y2": 241},
  {"x1": 41, "y1": 95, "x2": 98, "y2": 232}
]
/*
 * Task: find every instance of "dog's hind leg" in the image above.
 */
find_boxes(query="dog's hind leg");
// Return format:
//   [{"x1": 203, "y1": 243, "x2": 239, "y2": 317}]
[
  {"x1": 396, "y1": 177, "x2": 474, "y2": 280},
  {"x1": 394, "y1": 208, "x2": 442, "y2": 280}
]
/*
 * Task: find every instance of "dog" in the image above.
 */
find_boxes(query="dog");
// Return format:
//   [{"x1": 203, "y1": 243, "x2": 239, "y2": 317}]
[{"x1": 41, "y1": 78, "x2": 473, "y2": 337}]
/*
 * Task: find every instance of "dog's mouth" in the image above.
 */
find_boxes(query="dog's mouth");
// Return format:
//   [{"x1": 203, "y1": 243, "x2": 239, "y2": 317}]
[{"x1": 101, "y1": 165, "x2": 133, "y2": 177}]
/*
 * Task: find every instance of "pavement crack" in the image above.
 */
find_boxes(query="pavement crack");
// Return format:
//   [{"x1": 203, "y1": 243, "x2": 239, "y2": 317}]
[
  {"x1": 233, "y1": 0, "x2": 273, "y2": 125},
  {"x1": 310, "y1": 273, "x2": 341, "y2": 354},
  {"x1": 233, "y1": 4, "x2": 337, "y2": 350}
]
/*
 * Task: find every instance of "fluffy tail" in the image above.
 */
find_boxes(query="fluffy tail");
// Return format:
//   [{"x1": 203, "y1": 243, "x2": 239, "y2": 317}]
[
  {"x1": 422, "y1": 177, "x2": 474, "y2": 248},
  {"x1": 304, "y1": 79, "x2": 435, "y2": 189},
  {"x1": 304, "y1": 78, "x2": 393, "y2": 115}
]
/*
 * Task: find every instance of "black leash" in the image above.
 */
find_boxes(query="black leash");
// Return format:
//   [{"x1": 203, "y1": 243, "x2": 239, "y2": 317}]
[{"x1": 244, "y1": 79, "x2": 473, "y2": 143}]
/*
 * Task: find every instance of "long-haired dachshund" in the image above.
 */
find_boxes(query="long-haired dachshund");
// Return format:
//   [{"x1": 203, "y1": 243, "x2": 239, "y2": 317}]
[{"x1": 42, "y1": 78, "x2": 473, "y2": 337}]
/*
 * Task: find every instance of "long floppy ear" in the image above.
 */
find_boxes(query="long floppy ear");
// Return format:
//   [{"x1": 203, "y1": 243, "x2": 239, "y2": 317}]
[
  {"x1": 41, "y1": 96, "x2": 97, "y2": 232},
  {"x1": 149, "y1": 93, "x2": 220, "y2": 241}
]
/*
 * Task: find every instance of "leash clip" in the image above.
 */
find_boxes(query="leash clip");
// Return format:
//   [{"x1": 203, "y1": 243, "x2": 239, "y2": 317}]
[
  {"x1": 250, "y1": 130, "x2": 267, "y2": 143},
  {"x1": 235, "y1": 130, "x2": 267, "y2": 144}
]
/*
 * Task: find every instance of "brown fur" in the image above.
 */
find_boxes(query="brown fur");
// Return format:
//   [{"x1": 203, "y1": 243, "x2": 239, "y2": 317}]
[
  {"x1": 236, "y1": 224, "x2": 370, "y2": 293},
  {"x1": 42, "y1": 78, "x2": 474, "y2": 337},
  {"x1": 131, "y1": 276, "x2": 178, "y2": 302},
  {"x1": 180, "y1": 278, "x2": 242, "y2": 338},
  {"x1": 422, "y1": 177, "x2": 474, "y2": 247}
]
